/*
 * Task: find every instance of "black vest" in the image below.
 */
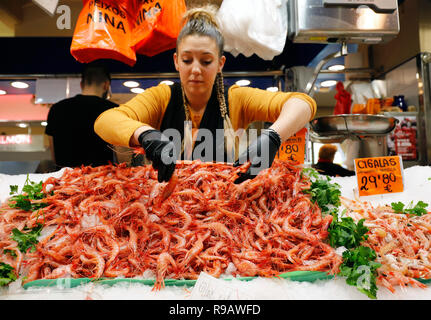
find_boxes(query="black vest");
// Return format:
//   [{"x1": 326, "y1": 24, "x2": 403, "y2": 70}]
[{"x1": 159, "y1": 82, "x2": 229, "y2": 162}]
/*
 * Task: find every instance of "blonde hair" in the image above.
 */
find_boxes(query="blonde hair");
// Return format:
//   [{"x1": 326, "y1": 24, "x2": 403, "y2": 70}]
[{"x1": 177, "y1": 6, "x2": 237, "y2": 161}]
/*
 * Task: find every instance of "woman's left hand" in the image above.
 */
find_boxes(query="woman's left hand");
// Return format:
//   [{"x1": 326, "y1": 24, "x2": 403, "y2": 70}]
[{"x1": 233, "y1": 128, "x2": 281, "y2": 184}]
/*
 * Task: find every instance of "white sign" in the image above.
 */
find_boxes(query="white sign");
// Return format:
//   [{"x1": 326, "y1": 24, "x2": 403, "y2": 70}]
[
  {"x1": 190, "y1": 272, "x2": 253, "y2": 300},
  {"x1": 0, "y1": 135, "x2": 32, "y2": 145}
]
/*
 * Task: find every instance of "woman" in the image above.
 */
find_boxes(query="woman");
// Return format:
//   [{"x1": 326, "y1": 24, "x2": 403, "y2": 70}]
[{"x1": 94, "y1": 5, "x2": 316, "y2": 183}]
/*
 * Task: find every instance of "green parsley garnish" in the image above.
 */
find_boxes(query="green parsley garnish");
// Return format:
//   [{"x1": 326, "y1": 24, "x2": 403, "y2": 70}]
[
  {"x1": 8, "y1": 175, "x2": 48, "y2": 212},
  {"x1": 11, "y1": 223, "x2": 43, "y2": 253},
  {"x1": 391, "y1": 200, "x2": 428, "y2": 216},
  {"x1": 302, "y1": 167, "x2": 380, "y2": 299},
  {"x1": 301, "y1": 168, "x2": 341, "y2": 214},
  {"x1": 2, "y1": 249, "x2": 17, "y2": 258},
  {"x1": 0, "y1": 262, "x2": 17, "y2": 287},
  {"x1": 328, "y1": 213, "x2": 369, "y2": 249},
  {"x1": 339, "y1": 246, "x2": 381, "y2": 299}
]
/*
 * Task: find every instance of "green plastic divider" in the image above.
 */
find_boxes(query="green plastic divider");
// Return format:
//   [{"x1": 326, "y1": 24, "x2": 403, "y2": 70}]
[
  {"x1": 416, "y1": 278, "x2": 431, "y2": 284},
  {"x1": 22, "y1": 272, "x2": 431, "y2": 290},
  {"x1": 22, "y1": 270, "x2": 334, "y2": 290}
]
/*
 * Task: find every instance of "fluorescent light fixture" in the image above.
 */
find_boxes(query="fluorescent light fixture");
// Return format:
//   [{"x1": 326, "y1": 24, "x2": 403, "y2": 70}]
[
  {"x1": 11, "y1": 81, "x2": 29, "y2": 89},
  {"x1": 266, "y1": 87, "x2": 278, "y2": 92},
  {"x1": 328, "y1": 64, "x2": 345, "y2": 71},
  {"x1": 160, "y1": 80, "x2": 174, "y2": 85},
  {"x1": 131, "y1": 88, "x2": 145, "y2": 94},
  {"x1": 123, "y1": 81, "x2": 140, "y2": 88},
  {"x1": 320, "y1": 80, "x2": 337, "y2": 87},
  {"x1": 41, "y1": 121, "x2": 48, "y2": 126},
  {"x1": 0, "y1": 90, "x2": 6, "y2": 95},
  {"x1": 17, "y1": 123, "x2": 28, "y2": 128},
  {"x1": 235, "y1": 79, "x2": 250, "y2": 86}
]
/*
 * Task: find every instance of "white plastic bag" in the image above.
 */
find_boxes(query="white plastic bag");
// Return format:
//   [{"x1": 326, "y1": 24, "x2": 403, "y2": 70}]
[
  {"x1": 349, "y1": 82, "x2": 376, "y2": 105},
  {"x1": 216, "y1": 0, "x2": 288, "y2": 60}
]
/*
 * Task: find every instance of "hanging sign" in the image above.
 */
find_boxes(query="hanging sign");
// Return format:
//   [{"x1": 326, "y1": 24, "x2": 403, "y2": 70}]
[
  {"x1": 0, "y1": 135, "x2": 32, "y2": 145},
  {"x1": 354, "y1": 155, "x2": 404, "y2": 196},
  {"x1": 275, "y1": 127, "x2": 307, "y2": 164}
]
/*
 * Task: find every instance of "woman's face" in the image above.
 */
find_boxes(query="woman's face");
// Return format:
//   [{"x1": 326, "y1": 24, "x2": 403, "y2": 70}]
[{"x1": 174, "y1": 35, "x2": 225, "y2": 103}]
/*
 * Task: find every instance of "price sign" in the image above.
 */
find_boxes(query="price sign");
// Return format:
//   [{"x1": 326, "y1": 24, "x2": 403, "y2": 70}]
[
  {"x1": 190, "y1": 272, "x2": 253, "y2": 300},
  {"x1": 275, "y1": 127, "x2": 307, "y2": 163},
  {"x1": 354, "y1": 155, "x2": 404, "y2": 196}
]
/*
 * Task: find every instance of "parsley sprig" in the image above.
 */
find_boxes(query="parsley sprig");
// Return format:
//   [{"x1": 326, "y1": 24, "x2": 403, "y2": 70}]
[
  {"x1": 339, "y1": 246, "x2": 381, "y2": 299},
  {"x1": 11, "y1": 223, "x2": 43, "y2": 253},
  {"x1": 391, "y1": 200, "x2": 428, "y2": 216},
  {"x1": 0, "y1": 262, "x2": 17, "y2": 287},
  {"x1": 301, "y1": 168, "x2": 341, "y2": 214},
  {"x1": 8, "y1": 175, "x2": 48, "y2": 212},
  {"x1": 328, "y1": 212, "x2": 369, "y2": 249},
  {"x1": 301, "y1": 167, "x2": 380, "y2": 299}
]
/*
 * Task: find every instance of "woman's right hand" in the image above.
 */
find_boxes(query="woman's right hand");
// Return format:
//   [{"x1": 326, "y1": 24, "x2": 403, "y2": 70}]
[{"x1": 138, "y1": 129, "x2": 177, "y2": 182}]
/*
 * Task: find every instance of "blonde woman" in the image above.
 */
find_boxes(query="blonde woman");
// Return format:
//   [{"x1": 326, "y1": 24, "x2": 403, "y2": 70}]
[{"x1": 94, "y1": 6, "x2": 316, "y2": 183}]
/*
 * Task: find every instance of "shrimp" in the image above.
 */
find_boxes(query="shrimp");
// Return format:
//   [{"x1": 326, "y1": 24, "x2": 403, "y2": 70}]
[
  {"x1": 153, "y1": 252, "x2": 177, "y2": 291},
  {"x1": 231, "y1": 257, "x2": 259, "y2": 277},
  {"x1": 179, "y1": 234, "x2": 206, "y2": 269},
  {"x1": 155, "y1": 173, "x2": 178, "y2": 206}
]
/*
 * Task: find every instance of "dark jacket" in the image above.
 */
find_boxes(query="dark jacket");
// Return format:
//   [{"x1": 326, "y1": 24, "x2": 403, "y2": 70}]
[{"x1": 312, "y1": 160, "x2": 355, "y2": 177}]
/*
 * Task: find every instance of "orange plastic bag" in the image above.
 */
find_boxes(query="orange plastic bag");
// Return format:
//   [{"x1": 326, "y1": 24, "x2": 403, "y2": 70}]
[
  {"x1": 132, "y1": 0, "x2": 187, "y2": 57},
  {"x1": 70, "y1": 0, "x2": 136, "y2": 66}
]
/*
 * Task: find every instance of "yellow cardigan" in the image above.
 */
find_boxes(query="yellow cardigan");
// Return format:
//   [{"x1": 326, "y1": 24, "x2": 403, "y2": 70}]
[{"x1": 94, "y1": 83, "x2": 317, "y2": 147}]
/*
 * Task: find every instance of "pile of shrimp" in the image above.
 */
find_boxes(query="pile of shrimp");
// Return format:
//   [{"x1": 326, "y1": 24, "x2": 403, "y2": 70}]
[
  {"x1": 341, "y1": 196, "x2": 431, "y2": 293},
  {"x1": 0, "y1": 160, "x2": 342, "y2": 290}
]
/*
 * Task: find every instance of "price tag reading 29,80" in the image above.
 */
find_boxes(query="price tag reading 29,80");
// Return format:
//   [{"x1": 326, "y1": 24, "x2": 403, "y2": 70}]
[{"x1": 354, "y1": 155, "x2": 404, "y2": 197}]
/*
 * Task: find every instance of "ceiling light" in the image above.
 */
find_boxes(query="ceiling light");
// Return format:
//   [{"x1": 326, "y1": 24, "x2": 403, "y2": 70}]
[
  {"x1": 123, "y1": 81, "x2": 140, "y2": 88},
  {"x1": 131, "y1": 88, "x2": 145, "y2": 94},
  {"x1": 41, "y1": 121, "x2": 47, "y2": 126},
  {"x1": 0, "y1": 90, "x2": 6, "y2": 95},
  {"x1": 320, "y1": 80, "x2": 337, "y2": 87},
  {"x1": 11, "y1": 81, "x2": 29, "y2": 89},
  {"x1": 235, "y1": 79, "x2": 250, "y2": 86},
  {"x1": 17, "y1": 123, "x2": 28, "y2": 128},
  {"x1": 160, "y1": 80, "x2": 174, "y2": 86},
  {"x1": 266, "y1": 87, "x2": 279, "y2": 92},
  {"x1": 328, "y1": 64, "x2": 345, "y2": 71}
]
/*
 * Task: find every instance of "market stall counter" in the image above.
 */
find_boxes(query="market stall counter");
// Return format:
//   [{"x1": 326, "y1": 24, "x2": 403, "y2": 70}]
[{"x1": 1, "y1": 161, "x2": 431, "y2": 300}]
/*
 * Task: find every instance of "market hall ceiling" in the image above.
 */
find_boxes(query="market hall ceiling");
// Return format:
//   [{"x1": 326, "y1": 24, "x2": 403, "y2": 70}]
[{"x1": 0, "y1": 0, "x2": 327, "y2": 74}]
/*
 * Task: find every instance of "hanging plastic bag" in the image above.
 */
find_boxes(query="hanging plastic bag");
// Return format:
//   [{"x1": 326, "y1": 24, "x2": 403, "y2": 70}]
[
  {"x1": 216, "y1": 0, "x2": 288, "y2": 60},
  {"x1": 132, "y1": 0, "x2": 187, "y2": 57},
  {"x1": 70, "y1": 0, "x2": 136, "y2": 66}
]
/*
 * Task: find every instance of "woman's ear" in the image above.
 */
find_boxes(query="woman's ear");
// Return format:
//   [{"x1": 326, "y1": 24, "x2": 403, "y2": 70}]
[
  {"x1": 173, "y1": 52, "x2": 179, "y2": 71},
  {"x1": 218, "y1": 55, "x2": 226, "y2": 72}
]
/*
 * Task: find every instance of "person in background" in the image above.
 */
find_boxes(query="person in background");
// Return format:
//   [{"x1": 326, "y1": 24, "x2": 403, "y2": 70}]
[
  {"x1": 94, "y1": 5, "x2": 317, "y2": 183},
  {"x1": 313, "y1": 144, "x2": 355, "y2": 177},
  {"x1": 45, "y1": 60, "x2": 118, "y2": 169}
]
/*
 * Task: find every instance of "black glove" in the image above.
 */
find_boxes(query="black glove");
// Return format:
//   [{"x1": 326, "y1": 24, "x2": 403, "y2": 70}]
[
  {"x1": 138, "y1": 129, "x2": 177, "y2": 183},
  {"x1": 233, "y1": 128, "x2": 281, "y2": 184}
]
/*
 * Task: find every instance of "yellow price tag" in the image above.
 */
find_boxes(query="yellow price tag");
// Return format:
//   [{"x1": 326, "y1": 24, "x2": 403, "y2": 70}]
[
  {"x1": 275, "y1": 127, "x2": 307, "y2": 164},
  {"x1": 354, "y1": 155, "x2": 404, "y2": 196}
]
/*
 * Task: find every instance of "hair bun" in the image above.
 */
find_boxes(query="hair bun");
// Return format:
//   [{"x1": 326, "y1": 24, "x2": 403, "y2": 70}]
[{"x1": 182, "y1": 5, "x2": 219, "y2": 29}]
